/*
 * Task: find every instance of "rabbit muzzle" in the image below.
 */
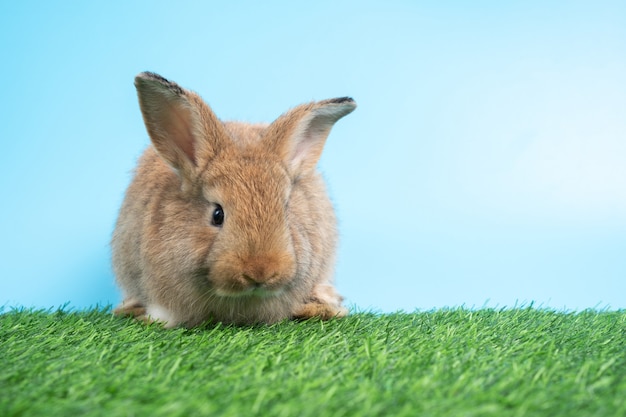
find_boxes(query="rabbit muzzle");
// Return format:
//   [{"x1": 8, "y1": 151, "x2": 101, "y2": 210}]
[{"x1": 211, "y1": 252, "x2": 297, "y2": 298}]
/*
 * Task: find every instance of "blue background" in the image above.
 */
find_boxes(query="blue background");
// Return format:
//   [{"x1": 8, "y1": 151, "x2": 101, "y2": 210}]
[{"x1": 1, "y1": 1, "x2": 625, "y2": 312}]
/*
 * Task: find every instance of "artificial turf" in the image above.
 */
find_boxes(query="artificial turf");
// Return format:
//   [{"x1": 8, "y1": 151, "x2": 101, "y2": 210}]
[{"x1": 1, "y1": 307, "x2": 624, "y2": 416}]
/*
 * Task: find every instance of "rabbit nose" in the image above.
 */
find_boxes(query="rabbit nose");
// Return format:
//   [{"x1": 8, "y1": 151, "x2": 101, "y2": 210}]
[
  {"x1": 242, "y1": 270, "x2": 278, "y2": 287},
  {"x1": 242, "y1": 262, "x2": 280, "y2": 287},
  {"x1": 243, "y1": 276, "x2": 263, "y2": 288}
]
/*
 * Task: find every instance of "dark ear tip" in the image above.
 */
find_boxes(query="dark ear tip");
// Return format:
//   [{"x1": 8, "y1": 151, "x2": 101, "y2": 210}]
[
  {"x1": 328, "y1": 97, "x2": 355, "y2": 105},
  {"x1": 134, "y1": 72, "x2": 184, "y2": 95},
  {"x1": 135, "y1": 71, "x2": 168, "y2": 82}
]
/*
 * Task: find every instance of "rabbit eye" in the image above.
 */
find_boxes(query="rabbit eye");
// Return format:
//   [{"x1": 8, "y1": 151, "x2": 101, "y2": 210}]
[{"x1": 211, "y1": 204, "x2": 224, "y2": 227}]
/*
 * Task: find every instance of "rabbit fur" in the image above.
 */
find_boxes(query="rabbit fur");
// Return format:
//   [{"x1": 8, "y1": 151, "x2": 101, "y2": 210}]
[{"x1": 112, "y1": 72, "x2": 356, "y2": 328}]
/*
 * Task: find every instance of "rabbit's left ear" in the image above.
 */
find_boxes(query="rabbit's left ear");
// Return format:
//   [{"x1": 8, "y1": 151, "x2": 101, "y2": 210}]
[{"x1": 264, "y1": 97, "x2": 356, "y2": 177}]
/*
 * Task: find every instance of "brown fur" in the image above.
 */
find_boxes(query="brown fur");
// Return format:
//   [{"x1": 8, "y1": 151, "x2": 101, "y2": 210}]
[{"x1": 112, "y1": 72, "x2": 356, "y2": 328}]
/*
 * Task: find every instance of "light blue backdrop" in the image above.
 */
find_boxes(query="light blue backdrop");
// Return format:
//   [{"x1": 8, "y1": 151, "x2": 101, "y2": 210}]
[{"x1": 1, "y1": 1, "x2": 624, "y2": 312}]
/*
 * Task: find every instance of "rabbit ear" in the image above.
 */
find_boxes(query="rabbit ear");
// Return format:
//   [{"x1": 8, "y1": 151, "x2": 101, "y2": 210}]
[
  {"x1": 265, "y1": 97, "x2": 356, "y2": 177},
  {"x1": 134, "y1": 72, "x2": 228, "y2": 177}
]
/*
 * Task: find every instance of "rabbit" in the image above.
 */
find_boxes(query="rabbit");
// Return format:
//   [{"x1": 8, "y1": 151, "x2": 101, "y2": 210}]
[{"x1": 112, "y1": 72, "x2": 356, "y2": 328}]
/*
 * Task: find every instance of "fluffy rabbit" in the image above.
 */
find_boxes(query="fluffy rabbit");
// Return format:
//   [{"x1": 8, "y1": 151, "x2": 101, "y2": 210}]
[{"x1": 112, "y1": 72, "x2": 356, "y2": 328}]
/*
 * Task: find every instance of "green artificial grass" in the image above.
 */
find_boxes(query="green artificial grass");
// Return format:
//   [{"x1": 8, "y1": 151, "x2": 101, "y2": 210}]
[{"x1": 1, "y1": 307, "x2": 625, "y2": 417}]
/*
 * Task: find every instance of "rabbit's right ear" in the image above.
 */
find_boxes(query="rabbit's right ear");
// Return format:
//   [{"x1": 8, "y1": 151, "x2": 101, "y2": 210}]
[{"x1": 134, "y1": 72, "x2": 229, "y2": 178}]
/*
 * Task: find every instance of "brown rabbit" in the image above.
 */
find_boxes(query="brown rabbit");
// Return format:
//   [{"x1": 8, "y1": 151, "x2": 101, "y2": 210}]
[{"x1": 112, "y1": 72, "x2": 356, "y2": 328}]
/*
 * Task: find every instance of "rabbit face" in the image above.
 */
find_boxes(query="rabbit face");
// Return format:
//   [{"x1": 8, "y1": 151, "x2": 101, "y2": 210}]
[{"x1": 200, "y1": 156, "x2": 297, "y2": 298}]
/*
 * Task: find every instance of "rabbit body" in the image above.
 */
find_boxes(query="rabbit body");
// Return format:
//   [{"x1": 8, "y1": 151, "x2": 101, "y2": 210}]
[{"x1": 112, "y1": 72, "x2": 355, "y2": 328}]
